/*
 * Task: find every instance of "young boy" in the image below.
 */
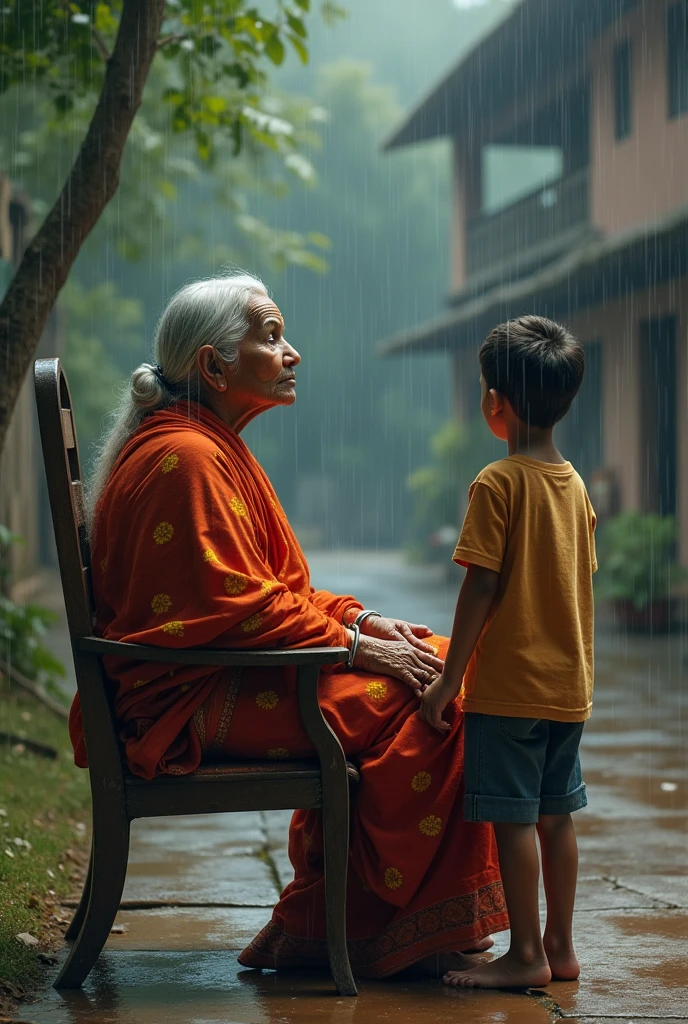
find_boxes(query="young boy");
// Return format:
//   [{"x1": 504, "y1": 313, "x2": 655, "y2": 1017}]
[{"x1": 420, "y1": 315, "x2": 596, "y2": 991}]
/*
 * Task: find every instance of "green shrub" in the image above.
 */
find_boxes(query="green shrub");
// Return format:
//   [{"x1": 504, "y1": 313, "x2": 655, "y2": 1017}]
[
  {"x1": 406, "y1": 416, "x2": 501, "y2": 563},
  {"x1": 0, "y1": 526, "x2": 66, "y2": 695},
  {"x1": 595, "y1": 511, "x2": 686, "y2": 611}
]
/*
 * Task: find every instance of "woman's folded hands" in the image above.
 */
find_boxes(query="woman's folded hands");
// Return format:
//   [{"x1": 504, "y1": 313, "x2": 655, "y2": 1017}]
[
  {"x1": 359, "y1": 614, "x2": 437, "y2": 654},
  {"x1": 352, "y1": 633, "x2": 444, "y2": 698}
]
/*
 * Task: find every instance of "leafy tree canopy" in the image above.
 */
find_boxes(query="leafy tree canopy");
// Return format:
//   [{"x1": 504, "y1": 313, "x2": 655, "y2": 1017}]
[
  {"x1": 0, "y1": 1, "x2": 343, "y2": 163},
  {"x1": 0, "y1": 0, "x2": 346, "y2": 455}
]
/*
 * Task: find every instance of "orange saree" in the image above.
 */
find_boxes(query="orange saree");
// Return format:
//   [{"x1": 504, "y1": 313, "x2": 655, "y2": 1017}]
[{"x1": 69, "y1": 400, "x2": 507, "y2": 976}]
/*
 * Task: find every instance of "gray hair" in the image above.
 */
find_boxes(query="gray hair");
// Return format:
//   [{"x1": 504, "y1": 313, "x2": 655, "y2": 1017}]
[{"x1": 87, "y1": 272, "x2": 267, "y2": 523}]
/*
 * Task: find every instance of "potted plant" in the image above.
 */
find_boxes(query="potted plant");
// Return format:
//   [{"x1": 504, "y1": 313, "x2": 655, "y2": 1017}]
[{"x1": 595, "y1": 511, "x2": 686, "y2": 632}]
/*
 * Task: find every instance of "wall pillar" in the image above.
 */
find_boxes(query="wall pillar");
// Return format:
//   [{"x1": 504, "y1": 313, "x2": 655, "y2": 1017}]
[
  {"x1": 602, "y1": 298, "x2": 642, "y2": 513},
  {"x1": 450, "y1": 139, "x2": 481, "y2": 294}
]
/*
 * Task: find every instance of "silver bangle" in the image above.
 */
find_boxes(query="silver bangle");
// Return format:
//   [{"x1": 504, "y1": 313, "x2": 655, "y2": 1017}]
[
  {"x1": 353, "y1": 609, "x2": 381, "y2": 629},
  {"x1": 346, "y1": 622, "x2": 360, "y2": 669}
]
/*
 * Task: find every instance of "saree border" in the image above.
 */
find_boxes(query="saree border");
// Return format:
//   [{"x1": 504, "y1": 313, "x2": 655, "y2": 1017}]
[
  {"x1": 210, "y1": 668, "x2": 241, "y2": 752},
  {"x1": 239, "y1": 880, "x2": 508, "y2": 978}
]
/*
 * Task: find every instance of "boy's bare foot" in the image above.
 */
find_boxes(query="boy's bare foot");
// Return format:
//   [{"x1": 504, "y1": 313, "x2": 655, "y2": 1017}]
[
  {"x1": 404, "y1": 951, "x2": 477, "y2": 978},
  {"x1": 443, "y1": 950, "x2": 552, "y2": 990},
  {"x1": 544, "y1": 939, "x2": 580, "y2": 981},
  {"x1": 461, "y1": 936, "x2": 494, "y2": 953}
]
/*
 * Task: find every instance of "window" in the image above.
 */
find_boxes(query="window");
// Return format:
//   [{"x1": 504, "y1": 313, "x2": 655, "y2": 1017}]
[
  {"x1": 667, "y1": 1, "x2": 688, "y2": 118},
  {"x1": 614, "y1": 40, "x2": 632, "y2": 140}
]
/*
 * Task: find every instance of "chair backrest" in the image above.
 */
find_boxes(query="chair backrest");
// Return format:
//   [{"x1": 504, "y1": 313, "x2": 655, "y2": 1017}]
[
  {"x1": 35, "y1": 358, "x2": 126, "y2": 792},
  {"x1": 34, "y1": 358, "x2": 94, "y2": 639}
]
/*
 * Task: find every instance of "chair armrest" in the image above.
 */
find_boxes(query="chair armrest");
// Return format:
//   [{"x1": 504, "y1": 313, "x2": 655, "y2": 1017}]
[{"x1": 76, "y1": 636, "x2": 349, "y2": 668}]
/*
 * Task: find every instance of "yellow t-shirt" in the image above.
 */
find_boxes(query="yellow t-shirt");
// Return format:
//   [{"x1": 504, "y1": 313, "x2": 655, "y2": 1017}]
[{"x1": 453, "y1": 455, "x2": 597, "y2": 722}]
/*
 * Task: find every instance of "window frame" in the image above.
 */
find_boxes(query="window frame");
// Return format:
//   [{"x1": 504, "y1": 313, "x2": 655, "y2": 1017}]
[
  {"x1": 613, "y1": 38, "x2": 632, "y2": 141},
  {"x1": 667, "y1": 0, "x2": 688, "y2": 120}
]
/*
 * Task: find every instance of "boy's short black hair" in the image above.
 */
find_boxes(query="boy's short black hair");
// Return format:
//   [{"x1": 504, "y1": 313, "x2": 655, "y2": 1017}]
[{"x1": 479, "y1": 315, "x2": 585, "y2": 429}]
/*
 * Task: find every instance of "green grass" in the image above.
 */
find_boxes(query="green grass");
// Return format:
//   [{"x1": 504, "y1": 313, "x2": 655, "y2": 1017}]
[{"x1": 0, "y1": 685, "x2": 90, "y2": 989}]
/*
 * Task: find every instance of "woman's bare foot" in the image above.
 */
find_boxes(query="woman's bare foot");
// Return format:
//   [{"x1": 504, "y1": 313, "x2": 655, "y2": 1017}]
[
  {"x1": 443, "y1": 950, "x2": 552, "y2": 990},
  {"x1": 544, "y1": 939, "x2": 580, "y2": 981},
  {"x1": 404, "y1": 951, "x2": 477, "y2": 979},
  {"x1": 460, "y1": 936, "x2": 494, "y2": 953}
]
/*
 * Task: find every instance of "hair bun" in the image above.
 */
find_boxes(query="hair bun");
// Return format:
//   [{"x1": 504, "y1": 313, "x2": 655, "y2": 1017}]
[{"x1": 130, "y1": 363, "x2": 166, "y2": 410}]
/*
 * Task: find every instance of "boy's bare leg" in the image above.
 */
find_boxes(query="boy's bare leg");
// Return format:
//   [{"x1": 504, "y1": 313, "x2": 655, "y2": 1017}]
[
  {"x1": 537, "y1": 812, "x2": 581, "y2": 980},
  {"x1": 444, "y1": 822, "x2": 552, "y2": 989}
]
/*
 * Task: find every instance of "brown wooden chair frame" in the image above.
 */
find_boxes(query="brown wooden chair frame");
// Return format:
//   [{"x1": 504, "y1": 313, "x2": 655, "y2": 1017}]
[{"x1": 34, "y1": 358, "x2": 357, "y2": 997}]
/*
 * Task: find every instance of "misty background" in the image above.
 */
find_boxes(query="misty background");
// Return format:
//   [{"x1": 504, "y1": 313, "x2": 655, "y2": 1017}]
[{"x1": 17, "y1": 0, "x2": 559, "y2": 551}]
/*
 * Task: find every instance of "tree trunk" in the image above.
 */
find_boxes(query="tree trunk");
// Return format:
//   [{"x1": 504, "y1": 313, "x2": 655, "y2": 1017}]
[{"x1": 0, "y1": 0, "x2": 165, "y2": 458}]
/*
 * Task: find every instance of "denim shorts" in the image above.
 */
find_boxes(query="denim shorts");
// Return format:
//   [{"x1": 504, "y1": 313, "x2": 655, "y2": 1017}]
[{"x1": 463, "y1": 713, "x2": 587, "y2": 824}]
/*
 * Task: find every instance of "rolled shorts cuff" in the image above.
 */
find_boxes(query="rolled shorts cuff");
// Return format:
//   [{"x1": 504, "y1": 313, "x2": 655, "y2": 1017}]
[
  {"x1": 464, "y1": 793, "x2": 541, "y2": 824},
  {"x1": 539, "y1": 782, "x2": 587, "y2": 816}
]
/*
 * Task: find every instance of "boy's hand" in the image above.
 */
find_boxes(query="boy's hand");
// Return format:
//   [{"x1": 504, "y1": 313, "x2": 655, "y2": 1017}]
[{"x1": 418, "y1": 674, "x2": 455, "y2": 733}]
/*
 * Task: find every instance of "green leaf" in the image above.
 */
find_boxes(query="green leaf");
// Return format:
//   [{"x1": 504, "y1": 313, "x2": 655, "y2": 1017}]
[
  {"x1": 286, "y1": 13, "x2": 308, "y2": 38},
  {"x1": 203, "y1": 95, "x2": 227, "y2": 115},
  {"x1": 293, "y1": 0, "x2": 311, "y2": 9},
  {"x1": 287, "y1": 33, "x2": 308, "y2": 64},
  {"x1": 307, "y1": 231, "x2": 331, "y2": 250},
  {"x1": 264, "y1": 32, "x2": 285, "y2": 65},
  {"x1": 320, "y1": 1, "x2": 347, "y2": 25}
]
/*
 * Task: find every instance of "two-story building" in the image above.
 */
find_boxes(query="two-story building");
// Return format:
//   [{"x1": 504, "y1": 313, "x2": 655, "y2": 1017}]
[{"x1": 380, "y1": 0, "x2": 688, "y2": 560}]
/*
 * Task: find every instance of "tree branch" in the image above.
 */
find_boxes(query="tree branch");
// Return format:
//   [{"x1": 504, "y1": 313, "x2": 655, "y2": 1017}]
[
  {"x1": 0, "y1": 0, "x2": 166, "y2": 456},
  {"x1": 1, "y1": 664, "x2": 69, "y2": 720},
  {"x1": 156, "y1": 33, "x2": 187, "y2": 51},
  {"x1": 91, "y1": 27, "x2": 111, "y2": 62}
]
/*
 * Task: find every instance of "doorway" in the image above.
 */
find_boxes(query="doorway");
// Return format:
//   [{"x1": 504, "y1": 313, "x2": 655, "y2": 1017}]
[{"x1": 640, "y1": 316, "x2": 677, "y2": 518}]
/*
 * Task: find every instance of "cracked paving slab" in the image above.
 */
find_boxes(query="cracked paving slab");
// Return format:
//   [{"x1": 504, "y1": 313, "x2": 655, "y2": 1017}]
[
  {"x1": 542, "y1": 909, "x2": 688, "y2": 1019},
  {"x1": 119, "y1": 812, "x2": 280, "y2": 907}
]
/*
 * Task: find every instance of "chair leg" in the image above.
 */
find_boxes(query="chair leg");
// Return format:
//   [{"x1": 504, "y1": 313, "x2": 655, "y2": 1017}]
[
  {"x1": 64, "y1": 842, "x2": 93, "y2": 941},
  {"x1": 297, "y1": 664, "x2": 357, "y2": 997},
  {"x1": 321, "y1": 774, "x2": 358, "y2": 996},
  {"x1": 54, "y1": 810, "x2": 130, "y2": 989}
]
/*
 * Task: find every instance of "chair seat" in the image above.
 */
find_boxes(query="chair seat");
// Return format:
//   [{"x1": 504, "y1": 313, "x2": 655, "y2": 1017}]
[{"x1": 124, "y1": 759, "x2": 360, "y2": 785}]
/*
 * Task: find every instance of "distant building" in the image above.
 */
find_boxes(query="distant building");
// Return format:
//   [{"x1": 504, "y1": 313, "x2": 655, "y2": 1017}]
[
  {"x1": 0, "y1": 173, "x2": 61, "y2": 591},
  {"x1": 380, "y1": 0, "x2": 688, "y2": 560}
]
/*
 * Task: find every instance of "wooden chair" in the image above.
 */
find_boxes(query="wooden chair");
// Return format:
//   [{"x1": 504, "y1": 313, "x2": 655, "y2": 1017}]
[{"x1": 34, "y1": 358, "x2": 358, "y2": 997}]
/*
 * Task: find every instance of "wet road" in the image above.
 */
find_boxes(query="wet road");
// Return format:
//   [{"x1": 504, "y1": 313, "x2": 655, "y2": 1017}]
[{"x1": 19, "y1": 551, "x2": 688, "y2": 1023}]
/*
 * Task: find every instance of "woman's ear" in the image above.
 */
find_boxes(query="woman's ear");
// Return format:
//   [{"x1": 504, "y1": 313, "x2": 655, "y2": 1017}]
[{"x1": 198, "y1": 345, "x2": 227, "y2": 392}]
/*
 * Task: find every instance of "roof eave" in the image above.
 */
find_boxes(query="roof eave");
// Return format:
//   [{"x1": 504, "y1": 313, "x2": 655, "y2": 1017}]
[{"x1": 377, "y1": 206, "x2": 688, "y2": 357}]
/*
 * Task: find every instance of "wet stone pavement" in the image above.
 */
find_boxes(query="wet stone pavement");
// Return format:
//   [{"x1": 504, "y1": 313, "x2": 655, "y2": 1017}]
[{"x1": 19, "y1": 551, "x2": 688, "y2": 1023}]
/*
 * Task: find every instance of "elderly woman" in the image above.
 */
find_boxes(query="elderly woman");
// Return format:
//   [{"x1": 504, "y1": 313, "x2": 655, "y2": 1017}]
[{"x1": 69, "y1": 273, "x2": 507, "y2": 979}]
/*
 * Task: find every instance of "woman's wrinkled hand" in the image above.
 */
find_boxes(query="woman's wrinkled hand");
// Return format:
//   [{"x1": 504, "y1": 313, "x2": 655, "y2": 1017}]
[
  {"x1": 360, "y1": 615, "x2": 437, "y2": 655},
  {"x1": 353, "y1": 634, "x2": 444, "y2": 698}
]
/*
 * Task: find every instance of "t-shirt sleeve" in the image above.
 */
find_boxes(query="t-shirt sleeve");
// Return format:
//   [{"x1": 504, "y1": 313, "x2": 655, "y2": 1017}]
[{"x1": 453, "y1": 480, "x2": 508, "y2": 573}]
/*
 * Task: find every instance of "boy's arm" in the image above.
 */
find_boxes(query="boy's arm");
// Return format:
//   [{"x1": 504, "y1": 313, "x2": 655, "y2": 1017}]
[{"x1": 419, "y1": 563, "x2": 500, "y2": 733}]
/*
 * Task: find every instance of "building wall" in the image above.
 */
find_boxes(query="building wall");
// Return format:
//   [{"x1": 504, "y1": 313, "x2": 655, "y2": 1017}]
[
  {"x1": 569, "y1": 276, "x2": 688, "y2": 563},
  {"x1": 589, "y1": 0, "x2": 688, "y2": 237}
]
